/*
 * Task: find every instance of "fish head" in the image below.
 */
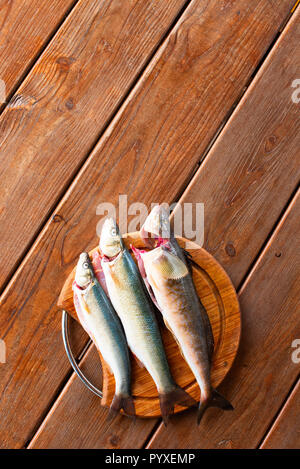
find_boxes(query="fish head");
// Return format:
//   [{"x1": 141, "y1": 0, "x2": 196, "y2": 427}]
[
  {"x1": 100, "y1": 217, "x2": 123, "y2": 258},
  {"x1": 142, "y1": 246, "x2": 188, "y2": 281},
  {"x1": 75, "y1": 252, "x2": 94, "y2": 288},
  {"x1": 141, "y1": 205, "x2": 170, "y2": 247}
]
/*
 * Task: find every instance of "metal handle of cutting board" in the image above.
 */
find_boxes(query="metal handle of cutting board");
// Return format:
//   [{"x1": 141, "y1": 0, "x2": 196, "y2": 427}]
[{"x1": 61, "y1": 310, "x2": 103, "y2": 398}]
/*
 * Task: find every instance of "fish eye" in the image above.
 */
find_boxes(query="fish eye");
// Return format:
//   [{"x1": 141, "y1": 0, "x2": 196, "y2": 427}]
[
  {"x1": 83, "y1": 262, "x2": 89, "y2": 269},
  {"x1": 111, "y1": 228, "x2": 117, "y2": 236}
]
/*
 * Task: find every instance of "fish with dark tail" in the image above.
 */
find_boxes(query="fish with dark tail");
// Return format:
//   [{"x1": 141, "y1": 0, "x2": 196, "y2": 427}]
[
  {"x1": 135, "y1": 205, "x2": 233, "y2": 424},
  {"x1": 73, "y1": 252, "x2": 135, "y2": 418}
]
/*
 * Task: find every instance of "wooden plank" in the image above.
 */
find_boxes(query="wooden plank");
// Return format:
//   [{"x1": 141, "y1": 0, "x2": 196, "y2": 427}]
[
  {"x1": 0, "y1": 0, "x2": 77, "y2": 98},
  {"x1": 146, "y1": 9, "x2": 300, "y2": 447},
  {"x1": 0, "y1": 0, "x2": 296, "y2": 449},
  {"x1": 57, "y1": 235, "x2": 241, "y2": 417},
  {"x1": 29, "y1": 344, "x2": 158, "y2": 449},
  {"x1": 147, "y1": 189, "x2": 300, "y2": 448},
  {"x1": 260, "y1": 379, "x2": 300, "y2": 449},
  {"x1": 172, "y1": 6, "x2": 300, "y2": 287},
  {"x1": 0, "y1": 0, "x2": 189, "y2": 292},
  {"x1": 0, "y1": 0, "x2": 190, "y2": 449}
]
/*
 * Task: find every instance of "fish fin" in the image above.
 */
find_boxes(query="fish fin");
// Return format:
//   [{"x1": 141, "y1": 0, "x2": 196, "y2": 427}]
[
  {"x1": 109, "y1": 393, "x2": 136, "y2": 418},
  {"x1": 197, "y1": 389, "x2": 233, "y2": 425},
  {"x1": 159, "y1": 387, "x2": 197, "y2": 426},
  {"x1": 162, "y1": 317, "x2": 195, "y2": 369},
  {"x1": 152, "y1": 250, "x2": 188, "y2": 280}
]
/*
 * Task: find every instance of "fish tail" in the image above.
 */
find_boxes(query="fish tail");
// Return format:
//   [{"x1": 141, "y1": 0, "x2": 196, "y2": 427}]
[
  {"x1": 197, "y1": 389, "x2": 233, "y2": 425},
  {"x1": 159, "y1": 386, "x2": 196, "y2": 426},
  {"x1": 109, "y1": 393, "x2": 136, "y2": 418}
]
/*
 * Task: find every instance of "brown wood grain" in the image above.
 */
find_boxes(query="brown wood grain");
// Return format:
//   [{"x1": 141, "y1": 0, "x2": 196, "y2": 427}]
[
  {"x1": 260, "y1": 379, "x2": 300, "y2": 449},
  {"x1": 0, "y1": 0, "x2": 77, "y2": 99},
  {"x1": 58, "y1": 234, "x2": 240, "y2": 417},
  {"x1": 30, "y1": 5, "x2": 300, "y2": 448},
  {"x1": 0, "y1": 0, "x2": 189, "y2": 292},
  {"x1": 147, "y1": 189, "x2": 300, "y2": 448},
  {"x1": 0, "y1": 0, "x2": 296, "y2": 450}
]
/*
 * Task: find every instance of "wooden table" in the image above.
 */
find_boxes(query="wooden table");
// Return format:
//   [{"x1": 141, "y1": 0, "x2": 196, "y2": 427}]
[{"x1": 0, "y1": 0, "x2": 299, "y2": 449}]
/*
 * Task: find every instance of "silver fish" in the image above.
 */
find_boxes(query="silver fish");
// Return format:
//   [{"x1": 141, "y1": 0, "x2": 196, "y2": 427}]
[
  {"x1": 137, "y1": 205, "x2": 233, "y2": 424},
  {"x1": 100, "y1": 218, "x2": 195, "y2": 424},
  {"x1": 73, "y1": 252, "x2": 135, "y2": 417}
]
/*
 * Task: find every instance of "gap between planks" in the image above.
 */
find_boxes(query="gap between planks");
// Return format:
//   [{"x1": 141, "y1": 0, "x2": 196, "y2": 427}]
[
  {"x1": 1, "y1": 0, "x2": 298, "y2": 446},
  {"x1": 236, "y1": 182, "x2": 300, "y2": 292},
  {"x1": 0, "y1": 0, "x2": 81, "y2": 115},
  {"x1": 0, "y1": 0, "x2": 193, "y2": 297}
]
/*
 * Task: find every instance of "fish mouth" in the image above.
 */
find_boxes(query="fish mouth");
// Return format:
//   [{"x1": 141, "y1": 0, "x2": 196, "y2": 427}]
[{"x1": 74, "y1": 252, "x2": 96, "y2": 289}]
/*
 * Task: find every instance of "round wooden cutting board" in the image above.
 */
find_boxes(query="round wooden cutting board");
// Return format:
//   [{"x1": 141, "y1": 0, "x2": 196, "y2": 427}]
[{"x1": 58, "y1": 232, "x2": 241, "y2": 417}]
